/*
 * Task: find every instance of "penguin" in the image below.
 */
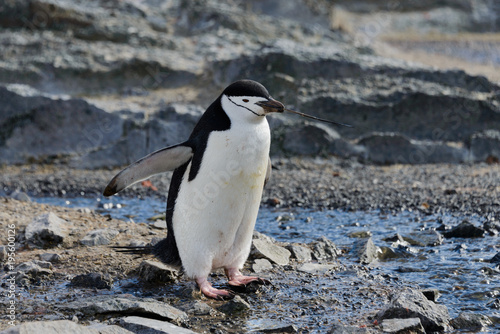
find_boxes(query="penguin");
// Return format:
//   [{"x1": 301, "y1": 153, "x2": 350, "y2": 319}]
[{"x1": 104, "y1": 80, "x2": 283, "y2": 299}]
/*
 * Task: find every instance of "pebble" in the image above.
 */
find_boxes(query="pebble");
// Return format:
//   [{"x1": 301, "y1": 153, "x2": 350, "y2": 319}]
[
  {"x1": 39, "y1": 253, "x2": 63, "y2": 263},
  {"x1": 70, "y1": 273, "x2": 113, "y2": 289},
  {"x1": 252, "y1": 258, "x2": 273, "y2": 273},
  {"x1": 80, "y1": 229, "x2": 119, "y2": 246},
  {"x1": 286, "y1": 244, "x2": 312, "y2": 263},
  {"x1": 251, "y1": 238, "x2": 291, "y2": 266},
  {"x1": 217, "y1": 296, "x2": 251, "y2": 314},
  {"x1": 138, "y1": 260, "x2": 179, "y2": 284}
]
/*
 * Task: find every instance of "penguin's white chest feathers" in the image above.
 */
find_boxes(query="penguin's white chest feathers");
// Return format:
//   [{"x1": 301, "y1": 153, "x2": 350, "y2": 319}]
[{"x1": 173, "y1": 117, "x2": 271, "y2": 277}]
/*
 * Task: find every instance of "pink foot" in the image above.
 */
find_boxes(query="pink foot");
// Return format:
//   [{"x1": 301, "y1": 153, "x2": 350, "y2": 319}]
[
  {"x1": 225, "y1": 268, "x2": 270, "y2": 287},
  {"x1": 196, "y1": 277, "x2": 234, "y2": 300}
]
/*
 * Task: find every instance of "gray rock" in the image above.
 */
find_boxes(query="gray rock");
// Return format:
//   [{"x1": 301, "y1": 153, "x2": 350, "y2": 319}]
[
  {"x1": 282, "y1": 122, "x2": 346, "y2": 156},
  {"x1": 186, "y1": 301, "x2": 216, "y2": 316},
  {"x1": 402, "y1": 231, "x2": 443, "y2": 246},
  {"x1": 14, "y1": 260, "x2": 53, "y2": 280},
  {"x1": 138, "y1": 260, "x2": 178, "y2": 284},
  {"x1": 86, "y1": 324, "x2": 135, "y2": 334},
  {"x1": 9, "y1": 190, "x2": 31, "y2": 202},
  {"x1": 80, "y1": 228, "x2": 119, "y2": 246},
  {"x1": 253, "y1": 231, "x2": 277, "y2": 243},
  {"x1": 119, "y1": 316, "x2": 197, "y2": 334},
  {"x1": 25, "y1": 212, "x2": 69, "y2": 248},
  {"x1": 469, "y1": 129, "x2": 500, "y2": 162},
  {"x1": 0, "y1": 246, "x2": 7, "y2": 262},
  {"x1": 251, "y1": 239, "x2": 291, "y2": 266},
  {"x1": 63, "y1": 295, "x2": 187, "y2": 323},
  {"x1": 309, "y1": 236, "x2": 341, "y2": 261},
  {"x1": 257, "y1": 320, "x2": 298, "y2": 333},
  {"x1": 421, "y1": 289, "x2": 441, "y2": 302},
  {"x1": 152, "y1": 220, "x2": 167, "y2": 229},
  {"x1": 217, "y1": 295, "x2": 251, "y2": 314},
  {"x1": 327, "y1": 323, "x2": 368, "y2": 333},
  {"x1": 381, "y1": 318, "x2": 425, "y2": 334},
  {"x1": 39, "y1": 253, "x2": 63, "y2": 263},
  {"x1": 376, "y1": 288, "x2": 450, "y2": 332},
  {"x1": 297, "y1": 263, "x2": 337, "y2": 274},
  {"x1": 0, "y1": 320, "x2": 99, "y2": 334},
  {"x1": 353, "y1": 237, "x2": 380, "y2": 264},
  {"x1": 70, "y1": 273, "x2": 113, "y2": 289},
  {"x1": 252, "y1": 258, "x2": 273, "y2": 273},
  {"x1": 450, "y1": 312, "x2": 492, "y2": 330},
  {"x1": 443, "y1": 220, "x2": 485, "y2": 238},
  {"x1": 286, "y1": 244, "x2": 312, "y2": 263},
  {"x1": 490, "y1": 252, "x2": 500, "y2": 264}
]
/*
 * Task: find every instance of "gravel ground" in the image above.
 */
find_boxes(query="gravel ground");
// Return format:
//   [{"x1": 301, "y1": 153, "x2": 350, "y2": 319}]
[{"x1": 1, "y1": 159, "x2": 499, "y2": 219}]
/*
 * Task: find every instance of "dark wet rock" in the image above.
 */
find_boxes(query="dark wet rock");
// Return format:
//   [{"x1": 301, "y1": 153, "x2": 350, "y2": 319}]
[
  {"x1": 379, "y1": 245, "x2": 416, "y2": 261},
  {"x1": 353, "y1": 237, "x2": 380, "y2": 264},
  {"x1": 327, "y1": 323, "x2": 369, "y2": 333},
  {"x1": 9, "y1": 190, "x2": 31, "y2": 202},
  {"x1": 252, "y1": 259, "x2": 273, "y2": 273},
  {"x1": 257, "y1": 321, "x2": 298, "y2": 333},
  {"x1": 376, "y1": 288, "x2": 450, "y2": 332},
  {"x1": 70, "y1": 273, "x2": 113, "y2": 289},
  {"x1": 484, "y1": 219, "x2": 500, "y2": 236},
  {"x1": 421, "y1": 289, "x2": 441, "y2": 302},
  {"x1": 15, "y1": 260, "x2": 53, "y2": 280},
  {"x1": 490, "y1": 252, "x2": 500, "y2": 264},
  {"x1": 443, "y1": 220, "x2": 485, "y2": 238},
  {"x1": 119, "y1": 316, "x2": 197, "y2": 334},
  {"x1": 309, "y1": 236, "x2": 341, "y2": 261},
  {"x1": 38, "y1": 252, "x2": 63, "y2": 263},
  {"x1": 396, "y1": 266, "x2": 427, "y2": 273},
  {"x1": 138, "y1": 259, "x2": 179, "y2": 284},
  {"x1": 450, "y1": 312, "x2": 492, "y2": 330},
  {"x1": 286, "y1": 244, "x2": 312, "y2": 263},
  {"x1": 80, "y1": 228, "x2": 119, "y2": 246},
  {"x1": 469, "y1": 130, "x2": 500, "y2": 162},
  {"x1": 186, "y1": 301, "x2": 216, "y2": 316},
  {"x1": 402, "y1": 231, "x2": 443, "y2": 246},
  {"x1": 217, "y1": 295, "x2": 251, "y2": 315},
  {"x1": 487, "y1": 298, "x2": 500, "y2": 310},
  {"x1": 297, "y1": 263, "x2": 337, "y2": 274},
  {"x1": 251, "y1": 238, "x2": 291, "y2": 266},
  {"x1": 0, "y1": 319, "x2": 100, "y2": 334},
  {"x1": 381, "y1": 318, "x2": 425, "y2": 334},
  {"x1": 63, "y1": 295, "x2": 187, "y2": 323},
  {"x1": 358, "y1": 132, "x2": 468, "y2": 164},
  {"x1": 25, "y1": 212, "x2": 69, "y2": 248},
  {"x1": 348, "y1": 231, "x2": 372, "y2": 238}
]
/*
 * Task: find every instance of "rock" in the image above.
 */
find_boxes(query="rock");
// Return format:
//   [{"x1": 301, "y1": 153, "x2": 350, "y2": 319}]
[
  {"x1": 353, "y1": 237, "x2": 380, "y2": 264},
  {"x1": 9, "y1": 190, "x2": 31, "y2": 202},
  {"x1": 217, "y1": 295, "x2": 251, "y2": 314},
  {"x1": 309, "y1": 236, "x2": 341, "y2": 261},
  {"x1": 257, "y1": 320, "x2": 298, "y2": 333},
  {"x1": 348, "y1": 231, "x2": 372, "y2": 238},
  {"x1": 152, "y1": 220, "x2": 167, "y2": 229},
  {"x1": 0, "y1": 246, "x2": 7, "y2": 262},
  {"x1": 376, "y1": 288, "x2": 450, "y2": 332},
  {"x1": 70, "y1": 273, "x2": 113, "y2": 289},
  {"x1": 39, "y1": 253, "x2": 63, "y2": 263},
  {"x1": 297, "y1": 263, "x2": 337, "y2": 274},
  {"x1": 86, "y1": 324, "x2": 135, "y2": 334},
  {"x1": 450, "y1": 312, "x2": 492, "y2": 330},
  {"x1": 63, "y1": 295, "x2": 187, "y2": 323},
  {"x1": 0, "y1": 320, "x2": 100, "y2": 334},
  {"x1": 327, "y1": 323, "x2": 369, "y2": 333},
  {"x1": 80, "y1": 228, "x2": 119, "y2": 246},
  {"x1": 490, "y1": 252, "x2": 500, "y2": 264},
  {"x1": 252, "y1": 259, "x2": 273, "y2": 273},
  {"x1": 253, "y1": 231, "x2": 277, "y2": 243},
  {"x1": 138, "y1": 260, "x2": 178, "y2": 284},
  {"x1": 420, "y1": 289, "x2": 441, "y2": 302},
  {"x1": 484, "y1": 219, "x2": 500, "y2": 235},
  {"x1": 381, "y1": 318, "x2": 425, "y2": 334},
  {"x1": 251, "y1": 239, "x2": 291, "y2": 266},
  {"x1": 443, "y1": 220, "x2": 485, "y2": 238},
  {"x1": 469, "y1": 130, "x2": 500, "y2": 162},
  {"x1": 286, "y1": 244, "x2": 312, "y2": 263},
  {"x1": 402, "y1": 231, "x2": 443, "y2": 246},
  {"x1": 25, "y1": 212, "x2": 69, "y2": 248},
  {"x1": 186, "y1": 301, "x2": 216, "y2": 316},
  {"x1": 14, "y1": 260, "x2": 53, "y2": 280},
  {"x1": 119, "y1": 316, "x2": 197, "y2": 334}
]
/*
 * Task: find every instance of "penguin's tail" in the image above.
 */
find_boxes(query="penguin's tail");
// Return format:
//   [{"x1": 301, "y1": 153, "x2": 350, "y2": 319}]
[{"x1": 111, "y1": 245, "x2": 153, "y2": 254}]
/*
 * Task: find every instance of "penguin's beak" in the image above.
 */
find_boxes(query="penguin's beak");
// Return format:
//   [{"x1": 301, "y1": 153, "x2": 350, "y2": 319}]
[{"x1": 256, "y1": 99, "x2": 285, "y2": 114}]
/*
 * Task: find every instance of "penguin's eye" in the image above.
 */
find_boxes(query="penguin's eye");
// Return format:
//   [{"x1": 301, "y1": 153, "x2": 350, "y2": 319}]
[{"x1": 242, "y1": 99, "x2": 249, "y2": 103}]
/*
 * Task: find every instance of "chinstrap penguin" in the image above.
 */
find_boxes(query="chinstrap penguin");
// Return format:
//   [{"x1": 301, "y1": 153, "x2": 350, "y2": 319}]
[{"x1": 103, "y1": 80, "x2": 348, "y2": 299}]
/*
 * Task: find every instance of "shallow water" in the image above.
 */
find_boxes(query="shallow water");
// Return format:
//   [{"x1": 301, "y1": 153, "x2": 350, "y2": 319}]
[{"x1": 33, "y1": 196, "x2": 500, "y2": 330}]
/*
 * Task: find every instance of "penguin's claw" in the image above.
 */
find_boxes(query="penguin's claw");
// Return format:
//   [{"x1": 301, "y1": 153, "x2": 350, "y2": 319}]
[
  {"x1": 225, "y1": 268, "x2": 271, "y2": 287},
  {"x1": 196, "y1": 278, "x2": 234, "y2": 300}
]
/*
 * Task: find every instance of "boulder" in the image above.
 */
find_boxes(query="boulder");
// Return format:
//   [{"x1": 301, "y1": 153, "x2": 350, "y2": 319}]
[{"x1": 25, "y1": 212, "x2": 69, "y2": 248}]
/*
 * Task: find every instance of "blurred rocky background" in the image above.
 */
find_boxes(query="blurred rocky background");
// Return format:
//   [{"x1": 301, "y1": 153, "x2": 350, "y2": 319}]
[{"x1": 1, "y1": 0, "x2": 499, "y2": 168}]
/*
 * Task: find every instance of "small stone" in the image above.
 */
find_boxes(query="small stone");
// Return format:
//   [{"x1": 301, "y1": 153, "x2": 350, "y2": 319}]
[
  {"x1": 420, "y1": 289, "x2": 441, "y2": 302},
  {"x1": 251, "y1": 239, "x2": 291, "y2": 266},
  {"x1": 80, "y1": 229, "x2": 119, "y2": 246},
  {"x1": 286, "y1": 244, "x2": 312, "y2": 263},
  {"x1": 348, "y1": 231, "x2": 372, "y2": 238},
  {"x1": 353, "y1": 237, "x2": 380, "y2": 264},
  {"x1": 9, "y1": 190, "x2": 31, "y2": 202},
  {"x1": 450, "y1": 312, "x2": 492, "y2": 330},
  {"x1": 138, "y1": 260, "x2": 178, "y2": 284},
  {"x1": 297, "y1": 263, "x2": 337, "y2": 274},
  {"x1": 15, "y1": 261, "x2": 53, "y2": 279},
  {"x1": 402, "y1": 231, "x2": 443, "y2": 246},
  {"x1": 327, "y1": 323, "x2": 369, "y2": 333},
  {"x1": 71, "y1": 273, "x2": 113, "y2": 289},
  {"x1": 252, "y1": 259, "x2": 273, "y2": 273},
  {"x1": 310, "y1": 236, "x2": 341, "y2": 261},
  {"x1": 381, "y1": 318, "x2": 425, "y2": 333},
  {"x1": 258, "y1": 321, "x2": 298, "y2": 333},
  {"x1": 25, "y1": 212, "x2": 69, "y2": 248},
  {"x1": 152, "y1": 220, "x2": 167, "y2": 229},
  {"x1": 38, "y1": 253, "x2": 62, "y2": 263},
  {"x1": 120, "y1": 316, "x2": 197, "y2": 334},
  {"x1": 217, "y1": 295, "x2": 251, "y2": 314},
  {"x1": 443, "y1": 220, "x2": 485, "y2": 238},
  {"x1": 186, "y1": 301, "x2": 216, "y2": 316}
]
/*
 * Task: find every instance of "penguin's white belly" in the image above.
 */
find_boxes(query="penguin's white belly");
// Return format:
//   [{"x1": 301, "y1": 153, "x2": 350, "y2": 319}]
[{"x1": 173, "y1": 120, "x2": 270, "y2": 278}]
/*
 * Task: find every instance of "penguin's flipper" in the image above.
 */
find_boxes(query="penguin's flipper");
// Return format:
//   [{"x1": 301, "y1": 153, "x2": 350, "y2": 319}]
[
  {"x1": 103, "y1": 144, "x2": 193, "y2": 196},
  {"x1": 264, "y1": 156, "x2": 272, "y2": 187}
]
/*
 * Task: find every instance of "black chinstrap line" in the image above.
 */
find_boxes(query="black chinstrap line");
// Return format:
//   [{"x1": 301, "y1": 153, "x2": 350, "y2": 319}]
[{"x1": 228, "y1": 96, "x2": 265, "y2": 117}]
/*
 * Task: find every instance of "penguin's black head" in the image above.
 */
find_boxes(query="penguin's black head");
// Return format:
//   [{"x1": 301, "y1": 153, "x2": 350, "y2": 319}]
[{"x1": 221, "y1": 80, "x2": 284, "y2": 121}]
